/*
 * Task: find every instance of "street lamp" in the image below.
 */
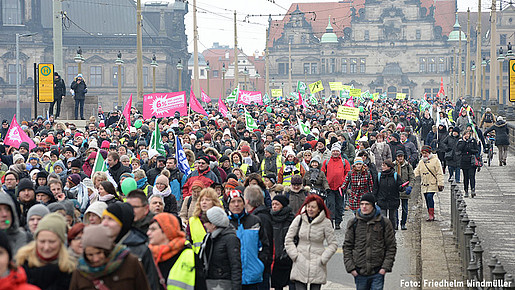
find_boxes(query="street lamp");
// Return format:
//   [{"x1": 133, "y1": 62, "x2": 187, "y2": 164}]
[
  {"x1": 16, "y1": 32, "x2": 36, "y2": 123},
  {"x1": 222, "y1": 63, "x2": 226, "y2": 97},
  {"x1": 243, "y1": 67, "x2": 248, "y2": 91},
  {"x1": 115, "y1": 51, "x2": 124, "y2": 108},
  {"x1": 206, "y1": 61, "x2": 210, "y2": 97},
  {"x1": 150, "y1": 54, "x2": 158, "y2": 93},
  {"x1": 481, "y1": 57, "x2": 488, "y2": 107},
  {"x1": 471, "y1": 61, "x2": 476, "y2": 98},
  {"x1": 506, "y1": 42, "x2": 514, "y2": 60},
  {"x1": 177, "y1": 60, "x2": 183, "y2": 91},
  {"x1": 74, "y1": 47, "x2": 85, "y2": 74},
  {"x1": 254, "y1": 70, "x2": 260, "y2": 91},
  {"x1": 498, "y1": 47, "x2": 505, "y2": 116}
]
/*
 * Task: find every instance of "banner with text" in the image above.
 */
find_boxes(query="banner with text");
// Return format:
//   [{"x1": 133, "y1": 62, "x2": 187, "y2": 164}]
[
  {"x1": 308, "y1": 80, "x2": 324, "y2": 94},
  {"x1": 337, "y1": 105, "x2": 360, "y2": 120},
  {"x1": 143, "y1": 92, "x2": 188, "y2": 119},
  {"x1": 237, "y1": 90, "x2": 263, "y2": 105}
]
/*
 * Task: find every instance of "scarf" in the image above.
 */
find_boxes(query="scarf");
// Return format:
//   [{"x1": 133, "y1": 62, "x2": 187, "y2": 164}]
[
  {"x1": 99, "y1": 194, "x2": 115, "y2": 202},
  {"x1": 148, "y1": 236, "x2": 186, "y2": 263},
  {"x1": 36, "y1": 248, "x2": 59, "y2": 263},
  {"x1": 153, "y1": 185, "x2": 171, "y2": 197},
  {"x1": 358, "y1": 207, "x2": 377, "y2": 222},
  {"x1": 136, "y1": 177, "x2": 148, "y2": 189},
  {"x1": 77, "y1": 245, "x2": 129, "y2": 280}
]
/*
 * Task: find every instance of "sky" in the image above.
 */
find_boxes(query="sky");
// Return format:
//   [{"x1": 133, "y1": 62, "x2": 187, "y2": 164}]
[{"x1": 147, "y1": 0, "x2": 499, "y2": 55}]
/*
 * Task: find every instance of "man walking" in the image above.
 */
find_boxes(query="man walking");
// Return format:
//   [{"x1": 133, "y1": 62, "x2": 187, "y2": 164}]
[
  {"x1": 343, "y1": 193, "x2": 397, "y2": 290},
  {"x1": 50, "y1": 72, "x2": 65, "y2": 118}
]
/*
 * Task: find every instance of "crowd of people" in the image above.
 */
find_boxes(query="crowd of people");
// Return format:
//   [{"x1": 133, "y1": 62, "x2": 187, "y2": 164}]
[{"x1": 0, "y1": 92, "x2": 509, "y2": 290}]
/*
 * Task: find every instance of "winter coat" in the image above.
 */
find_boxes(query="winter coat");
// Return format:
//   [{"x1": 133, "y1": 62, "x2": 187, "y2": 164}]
[
  {"x1": 270, "y1": 206, "x2": 294, "y2": 288},
  {"x1": 70, "y1": 79, "x2": 87, "y2": 100},
  {"x1": 373, "y1": 169, "x2": 402, "y2": 210},
  {"x1": 343, "y1": 206, "x2": 397, "y2": 276},
  {"x1": 436, "y1": 127, "x2": 448, "y2": 153},
  {"x1": 302, "y1": 167, "x2": 329, "y2": 193},
  {"x1": 393, "y1": 160, "x2": 415, "y2": 199},
  {"x1": 69, "y1": 252, "x2": 150, "y2": 290},
  {"x1": 21, "y1": 261, "x2": 72, "y2": 290},
  {"x1": 484, "y1": 121, "x2": 510, "y2": 146},
  {"x1": 480, "y1": 112, "x2": 496, "y2": 128},
  {"x1": 442, "y1": 134, "x2": 460, "y2": 167},
  {"x1": 283, "y1": 187, "x2": 309, "y2": 215},
  {"x1": 313, "y1": 148, "x2": 332, "y2": 163},
  {"x1": 455, "y1": 115, "x2": 469, "y2": 133},
  {"x1": 370, "y1": 141, "x2": 392, "y2": 169},
  {"x1": 403, "y1": 141, "x2": 419, "y2": 167},
  {"x1": 251, "y1": 205, "x2": 274, "y2": 271},
  {"x1": 342, "y1": 167, "x2": 374, "y2": 210},
  {"x1": 388, "y1": 141, "x2": 407, "y2": 161},
  {"x1": 321, "y1": 156, "x2": 351, "y2": 190},
  {"x1": 456, "y1": 137, "x2": 479, "y2": 169},
  {"x1": 182, "y1": 168, "x2": 219, "y2": 198},
  {"x1": 268, "y1": 184, "x2": 284, "y2": 199},
  {"x1": 418, "y1": 116, "x2": 435, "y2": 142},
  {"x1": 414, "y1": 153, "x2": 444, "y2": 194},
  {"x1": 179, "y1": 195, "x2": 198, "y2": 223},
  {"x1": 108, "y1": 162, "x2": 131, "y2": 189},
  {"x1": 284, "y1": 211, "x2": 337, "y2": 285},
  {"x1": 0, "y1": 194, "x2": 28, "y2": 255},
  {"x1": 53, "y1": 76, "x2": 66, "y2": 99},
  {"x1": 0, "y1": 266, "x2": 39, "y2": 290},
  {"x1": 200, "y1": 226, "x2": 242, "y2": 290}
]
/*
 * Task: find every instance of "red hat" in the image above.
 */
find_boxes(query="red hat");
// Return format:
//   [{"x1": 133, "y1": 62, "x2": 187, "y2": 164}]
[
  {"x1": 74, "y1": 132, "x2": 83, "y2": 138},
  {"x1": 101, "y1": 140, "x2": 110, "y2": 149},
  {"x1": 45, "y1": 136, "x2": 55, "y2": 145},
  {"x1": 99, "y1": 122, "x2": 105, "y2": 128},
  {"x1": 240, "y1": 145, "x2": 250, "y2": 153}
]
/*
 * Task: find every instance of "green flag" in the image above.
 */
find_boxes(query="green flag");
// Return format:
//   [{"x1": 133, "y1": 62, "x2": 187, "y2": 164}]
[
  {"x1": 262, "y1": 93, "x2": 271, "y2": 105},
  {"x1": 308, "y1": 94, "x2": 318, "y2": 105},
  {"x1": 297, "y1": 81, "x2": 307, "y2": 94},
  {"x1": 298, "y1": 119, "x2": 311, "y2": 135},
  {"x1": 244, "y1": 109, "x2": 258, "y2": 130},
  {"x1": 227, "y1": 85, "x2": 239, "y2": 102},
  {"x1": 92, "y1": 151, "x2": 107, "y2": 173},
  {"x1": 150, "y1": 119, "x2": 167, "y2": 156}
]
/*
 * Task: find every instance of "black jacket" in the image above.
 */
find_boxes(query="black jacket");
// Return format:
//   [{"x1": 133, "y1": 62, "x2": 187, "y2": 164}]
[
  {"x1": 108, "y1": 161, "x2": 131, "y2": 188},
  {"x1": 484, "y1": 121, "x2": 510, "y2": 146},
  {"x1": 23, "y1": 262, "x2": 72, "y2": 290},
  {"x1": 270, "y1": 206, "x2": 294, "y2": 270},
  {"x1": 70, "y1": 79, "x2": 87, "y2": 100},
  {"x1": 442, "y1": 134, "x2": 460, "y2": 167},
  {"x1": 373, "y1": 169, "x2": 402, "y2": 210},
  {"x1": 456, "y1": 137, "x2": 479, "y2": 169},
  {"x1": 418, "y1": 116, "x2": 435, "y2": 142},
  {"x1": 251, "y1": 205, "x2": 274, "y2": 271},
  {"x1": 54, "y1": 76, "x2": 66, "y2": 98},
  {"x1": 200, "y1": 226, "x2": 242, "y2": 290},
  {"x1": 147, "y1": 167, "x2": 164, "y2": 186}
]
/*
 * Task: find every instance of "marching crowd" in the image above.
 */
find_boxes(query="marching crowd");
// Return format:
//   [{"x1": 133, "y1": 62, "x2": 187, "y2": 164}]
[{"x1": 0, "y1": 93, "x2": 509, "y2": 290}]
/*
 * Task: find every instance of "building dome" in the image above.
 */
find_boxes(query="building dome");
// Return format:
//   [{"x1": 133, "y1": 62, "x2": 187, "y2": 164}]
[
  {"x1": 448, "y1": 13, "x2": 466, "y2": 42},
  {"x1": 320, "y1": 16, "x2": 338, "y2": 44}
]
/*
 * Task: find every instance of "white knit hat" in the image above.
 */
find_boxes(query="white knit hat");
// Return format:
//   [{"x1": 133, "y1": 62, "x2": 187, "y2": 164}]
[{"x1": 206, "y1": 207, "x2": 229, "y2": 228}]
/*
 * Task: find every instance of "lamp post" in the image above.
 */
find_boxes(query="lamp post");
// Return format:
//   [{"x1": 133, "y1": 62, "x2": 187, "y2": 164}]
[
  {"x1": 16, "y1": 33, "x2": 36, "y2": 122},
  {"x1": 115, "y1": 51, "x2": 124, "y2": 108},
  {"x1": 498, "y1": 47, "x2": 505, "y2": 116},
  {"x1": 254, "y1": 70, "x2": 260, "y2": 91},
  {"x1": 243, "y1": 67, "x2": 248, "y2": 91},
  {"x1": 151, "y1": 54, "x2": 158, "y2": 93},
  {"x1": 177, "y1": 60, "x2": 183, "y2": 91},
  {"x1": 471, "y1": 61, "x2": 476, "y2": 98},
  {"x1": 206, "y1": 61, "x2": 210, "y2": 97},
  {"x1": 222, "y1": 63, "x2": 226, "y2": 97},
  {"x1": 74, "y1": 47, "x2": 85, "y2": 74},
  {"x1": 481, "y1": 58, "x2": 487, "y2": 107}
]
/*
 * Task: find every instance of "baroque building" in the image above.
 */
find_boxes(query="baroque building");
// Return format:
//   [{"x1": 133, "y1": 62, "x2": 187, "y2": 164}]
[{"x1": 0, "y1": 0, "x2": 189, "y2": 120}]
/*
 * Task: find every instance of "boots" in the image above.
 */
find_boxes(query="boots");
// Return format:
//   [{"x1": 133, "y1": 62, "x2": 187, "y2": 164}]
[
  {"x1": 464, "y1": 191, "x2": 469, "y2": 198},
  {"x1": 426, "y1": 208, "x2": 435, "y2": 221},
  {"x1": 471, "y1": 189, "x2": 476, "y2": 198}
]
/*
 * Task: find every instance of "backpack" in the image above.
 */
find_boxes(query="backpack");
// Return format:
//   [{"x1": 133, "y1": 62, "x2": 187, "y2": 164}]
[
  {"x1": 322, "y1": 156, "x2": 349, "y2": 173},
  {"x1": 378, "y1": 172, "x2": 397, "y2": 183}
]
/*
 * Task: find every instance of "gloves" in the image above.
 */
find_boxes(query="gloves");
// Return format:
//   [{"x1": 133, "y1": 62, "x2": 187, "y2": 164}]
[
  {"x1": 405, "y1": 186, "x2": 412, "y2": 195},
  {"x1": 438, "y1": 185, "x2": 444, "y2": 191}
]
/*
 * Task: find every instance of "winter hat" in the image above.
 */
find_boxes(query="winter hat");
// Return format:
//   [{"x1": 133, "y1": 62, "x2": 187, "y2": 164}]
[
  {"x1": 310, "y1": 155, "x2": 321, "y2": 165},
  {"x1": 67, "y1": 223, "x2": 85, "y2": 245},
  {"x1": 103, "y1": 202, "x2": 134, "y2": 242},
  {"x1": 396, "y1": 150, "x2": 405, "y2": 157},
  {"x1": 35, "y1": 186, "x2": 54, "y2": 201},
  {"x1": 70, "y1": 159, "x2": 82, "y2": 168},
  {"x1": 53, "y1": 160, "x2": 65, "y2": 171},
  {"x1": 226, "y1": 189, "x2": 244, "y2": 204},
  {"x1": 421, "y1": 145, "x2": 432, "y2": 153},
  {"x1": 240, "y1": 145, "x2": 250, "y2": 153},
  {"x1": 353, "y1": 157, "x2": 364, "y2": 165},
  {"x1": 36, "y1": 170, "x2": 49, "y2": 180},
  {"x1": 19, "y1": 142, "x2": 29, "y2": 151},
  {"x1": 18, "y1": 178, "x2": 34, "y2": 192},
  {"x1": 34, "y1": 212, "x2": 68, "y2": 243},
  {"x1": 0, "y1": 231, "x2": 12, "y2": 261},
  {"x1": 153, "y1": 212, "x2": 186, "y2": 242},
  {"x1": 101, "y1": 140, "x2": 110, "y2": 149},
  {"x1": 224, "y1": 179, "x2": 239, "y2": 190},
  {"x1": 360, "y1": 193, "x2": 376, "y2": 207},
  {"x1": 26, "y1": 204, "x2": 50, "y2": 224},
  {"x1": 497, "y1": 116, "x2": 504, "y2": 122},
  {"x1": 265, "y1": 173, "x2": 277, "y2": 184},
  {"x1": 148, "y1": 149, "x2": 160, "y2": 160},
  {"x1": 291, "y1": 175, "x2": 303, "y2": 185},
  {"x1": 219, "y1": 156, "x2": 230, "y2": 164},
  {"x1": 155, "y1": 175, "x2": 170, "y2": 189},
  {"x1": 82, "y1": 224, "x2": 113, "y2": 250},
  {"x1": 391, "y1": 133, "x2": 400, "y2": 141},
  {"x1": 317, "y1": 138, "x2": 325, "y2": 146},
  {"x1": 196, "y1": 155, "x2": 210, "y2": 164},
  {"x1": 84, "y1": 201, "x2": 108, "y2": 223},
  {"x1": 67, "y1": 174, "x2": 81, "y2": 187},
  {"x1": 60, "y1": 199, "x2": 76, "y2": 217},
  {"x1": 453, "y1": 127, "x2": 461, "y2": 134},
  {"x1": 265, "y1": 145, "x2": 275, "y2": 154},
  {"x1": 47, "y1": 202, "x2": 66, "y2": 213},
  {"x1": 330, "y1": 142, "x2": 341, "y2": 152},
  {"x1": 191, "y1": 180, "x2": 206, "y2": 190},
  {"x1": 206, "y1": 206, "x2": 229, "y2": 228},
  {"x1": 12, "y1": 154, "x2": 24, "y2": 164},
  {"x1": 273, "y1": 194, "x2": 289, "y2": 207}
]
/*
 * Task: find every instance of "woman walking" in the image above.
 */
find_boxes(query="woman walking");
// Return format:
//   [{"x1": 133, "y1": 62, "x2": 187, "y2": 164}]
[
  {"x1": 414, "y1": 145, "x2": 444, "y2": 221},
  {"x1": 456, "y1": 130, "x2": 479, "y2": 197}
]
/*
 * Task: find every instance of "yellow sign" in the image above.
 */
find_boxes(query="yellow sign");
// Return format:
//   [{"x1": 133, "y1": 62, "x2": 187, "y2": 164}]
[
  {"x1": 510, "y1": 59, "x2": 515, "y2": 102},
  {"x1": 309, "y1": 80, "x2": 324, "y2": 94},
  {"x1": 341, "y1": 85, "x2": 352, "y2": 91},
  {"x1": 396, "y1": 93, "x2": 407, "y2": 100},
  {"x1": 38, "y1": 63, "x2": 54, "y2": 103},
  {"x1": 271, "y1": 89, "x2": 283, "y2": 98},
  {"x1": 329, "y1": 82, "x2": 342, "y2": 91},
  {"x1": 337, "y1": 105, "x2": 360, "y2": 121},
  {"x1": 372, "y1": 93, "x2": 380, "y2": 101},
  {"x1": 349, "y1": 88, "x2": 362, "y2": 97}
]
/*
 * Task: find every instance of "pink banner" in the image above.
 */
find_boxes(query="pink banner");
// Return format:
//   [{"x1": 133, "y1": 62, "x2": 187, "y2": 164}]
[
  {"x1": 344, "y1": 96, "x2": 355, "y2": 107},
  {"x1": 236, "y1": 90, "x2": 263, "y2": 105},
  {"x1": 201, "y1": 88, "x2": 212, "y2": 103},
  {"x1": 123, "y1": 94, "x2": 132, "y2": 127},
  {"x1": 4, "y1": 115, "x2": 36, "y2": 150},
  {"x1": 298, "y1": 93, "x2": 308, "y2": 107},
  {"x1": 143, "y1": 92, "x2": 188, "y2": 119},
  {"x1": 190, "y1": 90, "x2": 208, "y2": 116},
  {"x1": 218, "y1": 98, "x2": 229, "y2": 117}
]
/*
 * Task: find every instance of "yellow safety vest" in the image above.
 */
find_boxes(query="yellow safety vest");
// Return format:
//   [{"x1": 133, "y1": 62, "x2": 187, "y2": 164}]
[
  {"x1": 167, "y1": 245, "x2": 196, "y2": 290},
  {"x1": 240, "y1": 163, "x2": 249, "y2": 175},
  {"x1": 260, "y1": 155, "x2": 283, "y2": 176},
  {"x1": 447, "y1": 109, "x2": 454, "y2": 123},
  {"x1": 281, "y1": 163, "x2": 302, "y2": 186},
  {"x1": 188, "y1": 216, "x2": 206, "y2": 254}
]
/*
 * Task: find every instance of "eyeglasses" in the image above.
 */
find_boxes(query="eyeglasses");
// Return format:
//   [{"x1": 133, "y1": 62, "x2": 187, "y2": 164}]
[{"x1": 197, "y1": 162, "x2": 206, "y2": 165}]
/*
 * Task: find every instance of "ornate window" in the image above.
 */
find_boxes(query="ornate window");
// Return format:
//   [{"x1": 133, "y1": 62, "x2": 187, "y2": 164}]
[
  {"x1": 67, "y1": 66, "x2": 78, "y2": 84},
  {"x1": 416, "y1": 30, "x2": 421, "y2": 40},
  {"x1": 350, "y1": 58, "x2": 357, "y2": 73},
  {"x1": 311, "y1": 63, "x2": 317, "y2": 74},
  {"x1": 419, "y1": 58, "x2": 426, "y2": 73},
  {"x1": 438, "y1": 57, "x2": 445, "y2": 72},
  {"x1": 143, "y1": 67, "x2": 149, "y2": 87},
  {"x1": 278, "y1": 63, "x2": 288, "y2": 75},
  {"x1": 341, "y1": 58, "x2": 347, "y2": 73},
  {"x1": 2, "y1": 0, "x2": 22, "y2": 26},
  {"x1": 89, "y1": 66, "x2": 102, "y2": 86},
  {"x1": 330, "y1": 58, "x2": 336, "y2": 73},
  {"x1": 364, "y1": 30, "x2": 369, "y2": 41},
  {"x1": 360, "y1": 58, "x2": 366, "y2": 73},
  {"x1": 428, "y1": 58, "x2": 436, "y2": 73}
]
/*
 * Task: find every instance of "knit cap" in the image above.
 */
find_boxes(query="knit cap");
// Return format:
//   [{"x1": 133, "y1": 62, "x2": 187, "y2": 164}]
[
  {"x1": 67, "y1": 223, "x2": 85, "y2": 245},
  {"x1": 191, "y1": 180, "x2": 206, "y2": 190},
  {"x1": 291, "y1": 175, "x2": 303, "y2": 185},
  {"x1": 360, "y1": 193, "x2": 376, "y2": 207},
  {"x1": 206, "y1": 207, "x2": 229, "y2": 228},
  {"x1": 82, "y1": 224, "x2": 114, "y2": 250},
  {"x1": 265, "y1": 173, "x2": 277, "y2": 184},
  {"x1": 421, "y1": 145, "x2": 432, "y2": 153},
  {"x1": 34, "y1": 212, "x2": 68, "y2": 243},
  {"x1": 391, "y1": 133, "x2": 400, "y2": 141},
  {"x1": 70, "y1": 159, "x2": 82, "y2": 168},
  {"x1": 353, "y1": 157, "x2": 364, "y2": 165},
  {"x1": 13, "y1": 154, "x2": 24, "y2": 164},
  {"x1": 331, "y1": 142, "x2": 341, "y2": 152},
  {"x1": 47, "y1": 202, "x2": 66, "y2": 213},
  {"x1": 35, "y1": 186, "x2": 54, "y2": 201},
  {"x1": 101, "y1": 140, "x2": 110, "y2": 149},
  {"x1": 226, "y1": 189, "x2": 244, "y2": 204},
  {"x1": 265, "y1": 145, "x2": 275, "y2": 155},
  {"x1": 18, "y1": 178, "x2": 34, "y2": 192},
  {"x1": 153, "y1": 213, "x2": 185, "y2": 241},
  {"x1": 224, "y1": 179, "x2": 239, "y2": 191},
  {"x1": 103, "y1": 202, "x2": 134, "y2": 242},
  {"x1": 67, "y1": 174, "x2": 81, "y2": 187},
  {"x1": 84, "y1": 201, "x2": 108, "y2": 222},
  {"x1": 273, "y1": 194, "x2": 289, "y2": 207},
  {"x1": 26, "y1": 204, "x2": 50, "y2": 224}
]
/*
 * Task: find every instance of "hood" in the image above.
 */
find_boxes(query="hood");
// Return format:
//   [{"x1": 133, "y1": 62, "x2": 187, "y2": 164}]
[
  {"x1": 495, "y1": 121, "x2": 506, "y2": 127},
  {"x1": 356, "y1": 205, "x2": 382, "y2": 220},
  {"x1": 0, "y1": 193, "x2": 20, "y2": 233},
  {"x1": 86, "y1": 151, "x2": 97, "y2": 162}
]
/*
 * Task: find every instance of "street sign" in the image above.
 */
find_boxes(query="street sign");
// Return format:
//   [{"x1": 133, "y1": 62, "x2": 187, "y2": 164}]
[
  {"x1": 38, "y1": 63, "x2": 54, "y2": 103},
  {"x1": 510, "y1": 59, "x2": 515, "y2": 102}
]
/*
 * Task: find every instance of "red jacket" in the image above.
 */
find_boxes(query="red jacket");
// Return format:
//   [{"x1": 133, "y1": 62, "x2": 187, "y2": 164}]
[
  {"x1": 322, "y1": 156, "x2": 351, "y2": 190},
  {"x1": 0, "y1": 266, "x2": 39, "y2": 290}
]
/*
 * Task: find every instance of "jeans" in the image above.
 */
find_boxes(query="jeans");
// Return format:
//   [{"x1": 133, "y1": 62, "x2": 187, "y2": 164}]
[
  {"x1": 448, "y1": 166, "x2": 460, "y2": 182},
  {"x1": 74, "y1": 98, "x2": 85, "y2": 119},
  {"x1": 354, "y1": 273, "x2": 385, "y2": 290},
  {"x1": 257, "y1": 271, "x2": 270, "y2": 290},
  {"x1": 462, "y1": 167, "x2": 476, "y2": 192},
  {"x1": 498, "y1": 145, "x2": 508, "y2": 164},
  {"x1": 49, "y1": 96, "x2": 62, "y2": 118},
  {"x1": 293, "y1": 282, "x2": 321, "y2": 290},
  {"x1": 423, "y1": 192, "x2": 435, "y2": 209},
  {"x1": 380, "y1": 208, "x2": 397, "y2": 229},
  {"x1": 326, "y1": 189, "x2": 343, "y2": 225},
  {"x1": 395, "y1": 199, "x2": 409, "y2": 226}
]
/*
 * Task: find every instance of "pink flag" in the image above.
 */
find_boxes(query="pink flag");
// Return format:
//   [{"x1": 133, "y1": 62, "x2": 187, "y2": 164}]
[
  {"x1": 123, "y1": 94, "x2": 132, "y2": 127},
  {"x1": 298, "y1": 93, "x2": 308, "y2": 107},
  {"x1": 236, "y1": 90, "x2": 263, "y2": 105},
  {"x1": 201, "y1": 88, "x2": 212, "y2": 103},
  {"x1": 143, "y1": 92, "x2": 188, "y2": 119},
  {"x1": 218, "y1": 97, "x2": 229, "y2": 117},
  {"x1": 344, "y1": 96, "x2": 355, "y2": 107},
  {"x1": 190, "y1": 89, "x2": 208, "y2": 116},
  {"x1": 4, "y1": 115, "x2": 36, "y2": 150}
]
